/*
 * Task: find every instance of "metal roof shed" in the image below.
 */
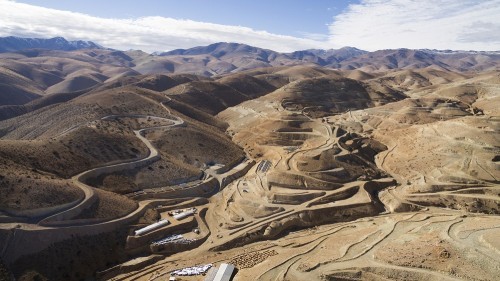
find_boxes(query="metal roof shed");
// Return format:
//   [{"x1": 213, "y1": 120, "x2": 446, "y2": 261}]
[{"x1": 211, "y1": 263, "x2": 235, "y2": 281}]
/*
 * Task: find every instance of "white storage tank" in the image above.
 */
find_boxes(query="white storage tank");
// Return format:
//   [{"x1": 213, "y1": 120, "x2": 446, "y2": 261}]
[
  {"x1": 134, "y1": 219, "x2": 169, "y2": 236},
  {"x1": 173, "y1": 208, "x2": 196, "y2": 220}
]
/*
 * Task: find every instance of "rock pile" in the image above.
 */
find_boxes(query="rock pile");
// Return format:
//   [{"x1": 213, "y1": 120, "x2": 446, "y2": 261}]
[{"x1": 170, "y1": 263, "x2": 213, "y2": 276}]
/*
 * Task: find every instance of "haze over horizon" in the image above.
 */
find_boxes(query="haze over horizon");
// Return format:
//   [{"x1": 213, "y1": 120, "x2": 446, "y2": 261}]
[{"x1": 0, "y1": 0, "x2": 499, "y2": 53}]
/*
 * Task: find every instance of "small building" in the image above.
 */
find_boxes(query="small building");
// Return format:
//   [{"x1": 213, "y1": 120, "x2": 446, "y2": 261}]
[{"x1": 205, "y1": 263, "x2": 235, "y2": 281}]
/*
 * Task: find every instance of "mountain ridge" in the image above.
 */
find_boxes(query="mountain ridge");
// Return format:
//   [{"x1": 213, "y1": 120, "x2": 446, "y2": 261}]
[
  {"x1": 2, "y1": 36, "x2": 499, "y2": 57},
  {"x1": 0, "y1": 37, "x2": 497, "y2": 104},
  {"x1": 155, "y1": 41, "x2": 500, "y2": 73},
  {"x1": 0, "y1": 36, "x2": 103, "y2": 53}
]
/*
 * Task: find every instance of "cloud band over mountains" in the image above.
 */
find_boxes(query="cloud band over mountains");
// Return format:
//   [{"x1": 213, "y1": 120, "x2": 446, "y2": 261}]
[
  {"x1": 329, "y1": 0, "x2": 500, "y2": 51},
  {"x1": 0, "y1": 1, "x2": 328, "y2": 52},
  {"x1": 0, "y1": 0, "x2": 498, "y2": 52}
]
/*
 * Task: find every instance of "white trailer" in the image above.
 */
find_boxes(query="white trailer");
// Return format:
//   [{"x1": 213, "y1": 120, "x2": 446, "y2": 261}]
[
  {"x1": 173, "y1": 208, "x2": 196, "y2": 220},
  {"x1": 134, "y1": 219, "x2": 169, "y2": 236}
]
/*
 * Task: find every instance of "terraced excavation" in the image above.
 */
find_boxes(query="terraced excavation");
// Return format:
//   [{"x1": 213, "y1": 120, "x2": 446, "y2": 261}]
[
  {"x1": 0, "y1": 43, "x2": 498, "y2": 281},
  {"x1": 104, "y1": 69, "x2": 498, "y2": 281}
]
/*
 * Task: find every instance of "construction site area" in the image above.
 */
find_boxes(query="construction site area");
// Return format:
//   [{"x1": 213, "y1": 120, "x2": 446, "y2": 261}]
[{"x1": 0, "y1": 46, "x2": 498, "y2": 281}]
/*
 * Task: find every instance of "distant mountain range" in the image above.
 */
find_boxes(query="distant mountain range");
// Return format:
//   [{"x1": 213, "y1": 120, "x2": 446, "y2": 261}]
[
  {"x1": 159, "y1": 43, "x2": 369, "y2": 66},
  {"x1": 0, "y1": 37, "x2": 498, "y2": 78},
  {"x1": 158, "y1": 42, "x2": 500, "y2": 73},
  {"x1": 0, "y1": 36, "x2": 102, "y2": 53}
]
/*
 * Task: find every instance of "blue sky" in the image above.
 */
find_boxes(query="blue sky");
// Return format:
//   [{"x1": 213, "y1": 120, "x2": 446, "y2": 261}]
[
  {"x1": 17, "y1": 0, "x2": 357, "y2": 39},
  {"x1": 0, "y1": 0, "x2": 499, "y2": 52}
]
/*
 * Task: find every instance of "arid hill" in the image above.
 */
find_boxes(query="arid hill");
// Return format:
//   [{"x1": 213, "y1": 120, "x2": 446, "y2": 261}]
[
  {"x1": 0, "y1": 41, "x2": 498, "y2": 281},
  {"x1": 0, "y1": 38, "x2": 498, "y2": 109}
]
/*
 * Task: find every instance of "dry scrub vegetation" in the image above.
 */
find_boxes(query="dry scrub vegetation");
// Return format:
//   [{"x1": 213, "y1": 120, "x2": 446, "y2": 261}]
[{"x1": 0, "y1": 160, "x2": 81, "y2": 211}]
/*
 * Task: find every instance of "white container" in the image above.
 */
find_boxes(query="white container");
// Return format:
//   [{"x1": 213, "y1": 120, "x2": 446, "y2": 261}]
[
  {"x1": 134, "y1": 219, "x2": 169, "y2": 236},
  {"x1": 173, "y1": 209, "x2": 195, "y2": 220}
]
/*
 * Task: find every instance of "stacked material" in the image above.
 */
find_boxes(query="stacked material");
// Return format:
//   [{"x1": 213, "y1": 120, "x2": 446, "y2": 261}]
[
  {"x1": 151, "y1": 234, "x2": 196, "y2": 246},
  {"x1": 175, "y1": 238, "x2": 196, "y2": 245},
  {"x1": 230, "y1": 250, "x2": 278, "y2": 268},
  {"x1": 257, "y1": 160, "x2": 272, "y2": 173},
  {"x1": 171, "y1": 264, "x2": 213, "y2": 276},
  {"x1": 151, "y1": 234, "x2": 183, "y2": 246}
]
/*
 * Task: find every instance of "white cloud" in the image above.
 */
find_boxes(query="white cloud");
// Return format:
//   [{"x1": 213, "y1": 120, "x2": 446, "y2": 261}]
[
  {"x1": 1, "y1": 0, "x2": 498, "y2": 52},
  {"x1": 0, "y1": 0, "x2": 329, "y2": 52},
  {"x1": 328, "y1": 0, "x2": 500, "y2": 51},
  {"x1": 297, "y1": 31, "x2": 330, "y2": 41}
]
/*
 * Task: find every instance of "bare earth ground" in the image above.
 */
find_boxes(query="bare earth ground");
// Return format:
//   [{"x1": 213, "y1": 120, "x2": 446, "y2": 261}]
[
  {"x1": 105, "y1": 71, "x2": 499, "y2": 281},
  {"x1": 0, "y1": 65, "x2": 498, "y2": 281}
]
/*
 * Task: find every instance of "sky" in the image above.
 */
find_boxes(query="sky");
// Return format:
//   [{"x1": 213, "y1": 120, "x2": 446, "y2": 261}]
[{"x1": 0, "y1": 0, "x2": 499, "y2": 52}]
